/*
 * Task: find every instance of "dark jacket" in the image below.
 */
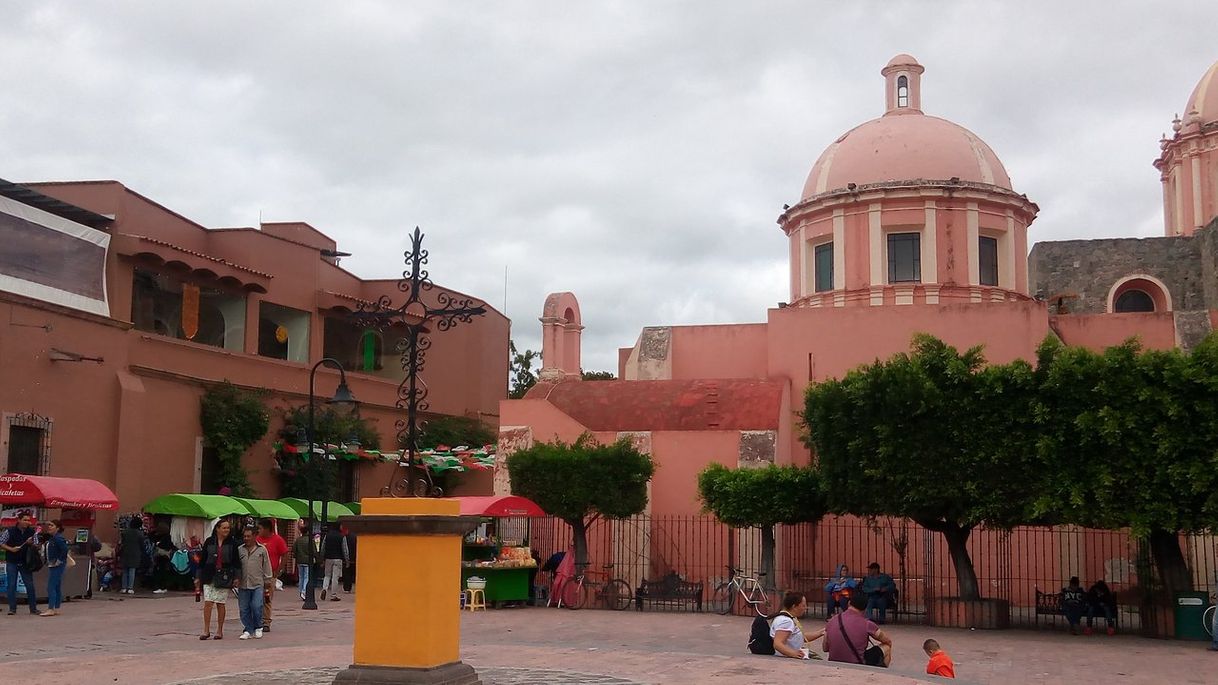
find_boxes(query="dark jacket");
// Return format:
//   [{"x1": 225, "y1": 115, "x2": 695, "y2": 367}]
[
  {"x1": 119, "y1": 527, "x2": 146, "y2": 568},
  {"x1": 197, "y1": 535, "x2": 242, "y2": 584},
  {"x1": 3, "y1": 526, "x2": 36, "y2": 565},
  {"x1": 46, "y1": 533, "x2": 69, "y2": 567},
  {"x1": 322, "y1": 531, "x2": 348, "y2": 562},
  {"x1": 292, "y1": 533, "x2": 313, "y2": 566}
]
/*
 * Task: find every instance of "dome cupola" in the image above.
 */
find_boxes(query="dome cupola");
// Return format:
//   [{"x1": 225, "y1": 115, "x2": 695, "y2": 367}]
[
  {"x1": 1155, "y1": 58, "x2": 1218, "y2": 236},
  {"x1": 778, "y1": 56, "x2": 1038, "y2": 309}
]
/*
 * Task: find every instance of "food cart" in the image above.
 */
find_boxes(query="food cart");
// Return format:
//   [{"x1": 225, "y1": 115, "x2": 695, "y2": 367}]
[
  {"x1": 455, "y1": 495, "x2": 546, "y2": 607},
  {"x1": 0, "y1": 473, "x2": 119, "y2": 599}
]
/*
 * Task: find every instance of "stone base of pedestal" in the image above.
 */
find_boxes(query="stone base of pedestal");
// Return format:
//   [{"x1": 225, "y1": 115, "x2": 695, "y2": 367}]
[{"x1": 333, "y1": 662, "x2": 481, "y2": 685}]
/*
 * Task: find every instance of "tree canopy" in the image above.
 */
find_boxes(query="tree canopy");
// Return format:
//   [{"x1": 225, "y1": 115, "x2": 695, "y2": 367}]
[
  {"x1": 804, "y1": 334, "x2": 1041, "y2": 600},
  {"x1": 200, "y1": 382, "x2": 269, "y2": 497},
  {"x1": 697, "y1": 463, "x2": 826, "y2": 585},
  {"x1": 507, "y1": 435, "x2": 654, "y2": 564},
  {"x1": 509, "y1": 340, "x2": 540, "y2": 399}
]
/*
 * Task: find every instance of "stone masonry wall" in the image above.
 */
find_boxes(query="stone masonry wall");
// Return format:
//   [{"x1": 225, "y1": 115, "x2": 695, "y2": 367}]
[{"x1": 1029, "y1": 236, "x2": 1205, "y2": 314}]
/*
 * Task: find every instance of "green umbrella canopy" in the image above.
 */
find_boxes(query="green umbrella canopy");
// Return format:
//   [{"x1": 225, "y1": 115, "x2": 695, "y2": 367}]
[
  {"x1": 278, "y1": 498, "x2": 355, "y2": 522},
  {"x1": 144, "y1": 494, "x2": 246, "y2": 519},
  {"x1": 231, "y1": 497, "x2": 300, "y2": 520},
  {"x1": 345, "y1": 502, "x2": 361, "y2": 515}
]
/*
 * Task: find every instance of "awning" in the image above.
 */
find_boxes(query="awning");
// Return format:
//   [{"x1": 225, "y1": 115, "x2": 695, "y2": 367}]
[
  {"x1": 231, "y1": 497, "x2": 299, "y2": 520},
  {"x1": 143, "y1": 494, "x2": 246, "y2": 519},
  {"x1": 0, "y1": 474, "x2": 119, "y2": 510},
  {"x1": 278, "y1": 498, "x2": 355, "y2": 522},
  {"x1": 452, "y1": 495, "x2": 546, "y2": 518}
]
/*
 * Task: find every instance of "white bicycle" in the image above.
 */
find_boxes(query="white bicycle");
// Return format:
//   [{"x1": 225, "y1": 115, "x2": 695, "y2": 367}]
[{"x1": 1205, "y1": 604, "x2": 1216, "y2": 637}]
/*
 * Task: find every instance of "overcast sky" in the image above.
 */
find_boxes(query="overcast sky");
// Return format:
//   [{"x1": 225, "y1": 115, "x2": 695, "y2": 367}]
[{"x1": 3, "y1": 1, "x2": 1217, "y2": 373}]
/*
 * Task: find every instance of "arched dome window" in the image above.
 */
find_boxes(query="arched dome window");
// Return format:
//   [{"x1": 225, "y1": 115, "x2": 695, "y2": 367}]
[
  {"x1": 1114, "y1": 290, "x2": 1154, "y2": 313},
  {"x1": 1107, "y1": 275, "x2": 1171, "y2": 314},
  {"x1": 897, "y1": 75, "x2": 909, "y2": 108}
]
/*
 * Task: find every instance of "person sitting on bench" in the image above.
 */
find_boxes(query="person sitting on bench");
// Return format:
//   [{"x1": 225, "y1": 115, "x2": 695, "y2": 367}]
[
  {"x1": 1085, "y1": 579, "x2": 1117, "y2": 636},
  {"x1": 822, "y1": 592, "x2": 893, "y2": 668}
]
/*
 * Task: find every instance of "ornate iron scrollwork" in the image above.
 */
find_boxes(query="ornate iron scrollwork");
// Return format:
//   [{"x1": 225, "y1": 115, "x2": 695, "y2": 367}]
[{"x1": 352, "y1": 227, "x2": 487, "y2": 497}]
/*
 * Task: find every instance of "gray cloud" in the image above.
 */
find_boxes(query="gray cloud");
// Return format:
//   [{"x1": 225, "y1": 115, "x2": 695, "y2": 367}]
[{"x1": 2, "y1": 1, "x2": 1215, "y2": 373}]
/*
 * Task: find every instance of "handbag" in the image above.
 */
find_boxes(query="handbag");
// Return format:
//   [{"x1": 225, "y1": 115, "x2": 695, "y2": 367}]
[
  {"x1": 66, "y1": 553, "x2": 77, "y2": 568},
  {"x1": 24, "y1": 540, "x2": 44, "y2": 573},
  {"x1": 210, "y1": 543, "x2": 237, "y2": 589}
]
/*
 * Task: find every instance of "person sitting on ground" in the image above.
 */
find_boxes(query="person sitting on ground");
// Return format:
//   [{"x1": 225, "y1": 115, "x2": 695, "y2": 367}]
[
  {"x1": 861, "y1": 562, "x2": 896, "y2": 624},
  {"x1": 823, "y1": 591, "x2": 893, "y2": 668},
  {"x1": 768, "y1": 591, "x2": 826, "y2": 660},
  {"x1": 824, "y1": 563, "x2": 857, "y2": 617},
  {"x1": 1085, "y1": 579, "x2": 1117, "y2": 636},
  {"x1": 923, "y1": 638, "x2": 955, "y2": 679},
  {"x1": 1061, "y1": 576, "x2": 1086, "y2": 635}
]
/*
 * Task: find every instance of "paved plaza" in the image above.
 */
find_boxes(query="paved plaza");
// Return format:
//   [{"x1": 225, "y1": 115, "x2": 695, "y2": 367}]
[{"x1": 0, "y1": 592, "x2": 1212, "y2": 684}]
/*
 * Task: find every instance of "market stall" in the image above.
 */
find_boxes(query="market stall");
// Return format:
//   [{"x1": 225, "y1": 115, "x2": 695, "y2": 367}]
[
  {"x1": 278, "y1": 498, "x2": 355, "y2": 523},
  {"x1": 0, "y1": 474, "x2": 118, "y2": 600},
  {"x1": 455, "y1": 495, "x2": 545, "y2": 607},
  {"x1": 231, "y1": 497, "x2": 299, "y2": 526},
  {"x1": 142, "y1": 494, "x2": 251, "y2": 592}
]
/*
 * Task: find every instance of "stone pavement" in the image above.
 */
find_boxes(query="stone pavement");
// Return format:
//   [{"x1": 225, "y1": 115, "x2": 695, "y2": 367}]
[{"x1": 0, "y1": 590, "x2": 1212, "y2": 684}]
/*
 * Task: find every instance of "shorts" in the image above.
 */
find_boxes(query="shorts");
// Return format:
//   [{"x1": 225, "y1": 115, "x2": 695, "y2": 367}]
[
  {"x1": 864, "y1": 645, "x2": 886, "y2": 667},
  {"x1": 203, "y1": 584, "x2": 231, "y2": 604}
]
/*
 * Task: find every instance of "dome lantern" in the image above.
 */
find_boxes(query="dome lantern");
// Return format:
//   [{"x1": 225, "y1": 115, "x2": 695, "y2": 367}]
[{"x1": 881, "y1": 53, "x2": 925, "y2": 115}]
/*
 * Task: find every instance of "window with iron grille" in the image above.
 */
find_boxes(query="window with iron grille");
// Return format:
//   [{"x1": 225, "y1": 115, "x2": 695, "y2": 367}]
[{"x1": 6, "y1": 413, "x2": 51, "y2": 475}]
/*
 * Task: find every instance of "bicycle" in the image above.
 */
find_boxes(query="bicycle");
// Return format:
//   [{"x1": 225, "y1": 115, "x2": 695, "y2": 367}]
[
  {"x1": 710, "y1": 566, "x2": 771, "y2": 616},
  {"x1": 1204, "y1": 603, "x2": 1215, "y2": 638},
  {"x1": 560, "y1": 563, "x2": 633, "y2": 611}
]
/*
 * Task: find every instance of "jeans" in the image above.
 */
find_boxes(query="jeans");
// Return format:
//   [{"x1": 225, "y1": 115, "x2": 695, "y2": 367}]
[
  {"x1": 298, "y1": 564, "x2": 310, "y2": 599},
  {"x1": 5, "y1": 563, "x2": 37, "y2": 613},
  {"x1": 47, "y1": 565, "x2": 65, "y2": 610},
  {"x1": 1212, "y1": 604, "x2": 1218, "y2": 650},
  {"x1": 1063, "y1": 604, "x2": 1084, "y2": 626},
  {"x1": 865, "y1": 594, "x2": 889, "y2": 623},
  {"x1": 238, "y1": 586, "x2": 264, "y2": 634},
  {"x1": 1086, "y1": 602, "x2": 1115, "y2": 627},
  {"x1": 825, "y1": 591, "x2": 849, "y2": 616},
  {"x1": 122, "y1": 566, "x2": 137, "y2": 591},
  {"x1": 323, "y1": 559, "x2": 344, "y2": 597}
]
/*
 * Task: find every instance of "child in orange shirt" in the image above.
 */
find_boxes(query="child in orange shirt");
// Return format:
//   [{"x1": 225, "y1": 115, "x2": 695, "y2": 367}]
[{"x1": 923, "y1": 639, "x2": 956, "y2": 679}]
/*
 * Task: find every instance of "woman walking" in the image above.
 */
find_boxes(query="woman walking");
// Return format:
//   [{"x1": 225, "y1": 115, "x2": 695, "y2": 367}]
[
  {"x1": 41, "y1": 520, "x2": 69, "y2": 617},
  {"x1": 195, "y1": 520, "x2": 241, "y2": 640}
]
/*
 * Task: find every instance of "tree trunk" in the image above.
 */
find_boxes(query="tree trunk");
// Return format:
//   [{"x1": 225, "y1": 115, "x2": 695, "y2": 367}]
[
  {"x1": 942, "y1": 524, "x2": 980, "y2": 601},
  {"x1": 1148, "y1": 528, "x2": 1193, "y2": 595},
  {"x1": 760, "y1": 525, "x2": 777, "y2": 590},
  {"x1": 571, "y1": 518, "x2": 589, "y2": 567}
]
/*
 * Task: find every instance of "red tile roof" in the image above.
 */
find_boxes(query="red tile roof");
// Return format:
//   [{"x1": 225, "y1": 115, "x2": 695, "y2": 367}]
[{"x1": 525, "y1": 378, "x2": 784, "y2": 432}]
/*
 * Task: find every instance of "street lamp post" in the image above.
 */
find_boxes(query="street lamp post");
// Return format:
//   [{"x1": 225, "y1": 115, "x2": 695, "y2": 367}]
[{"x1": 302, "y1": 357, "x2": 358, "y2": 611}]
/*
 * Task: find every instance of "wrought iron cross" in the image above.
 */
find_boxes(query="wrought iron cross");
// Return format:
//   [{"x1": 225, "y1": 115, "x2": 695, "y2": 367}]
[{"x1": 353, "y1": 227, "x2": 487, "y2": 497}]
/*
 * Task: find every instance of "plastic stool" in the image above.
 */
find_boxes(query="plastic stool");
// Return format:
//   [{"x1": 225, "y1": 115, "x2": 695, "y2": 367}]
[{"x1": 465, "y1": 588, "x2": 486, "y2": 612}]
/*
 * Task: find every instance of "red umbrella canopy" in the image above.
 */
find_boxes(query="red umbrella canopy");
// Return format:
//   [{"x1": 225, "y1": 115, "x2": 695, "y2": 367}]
[
  {"x1": 453, "y1": 495, "x2": 546, "y2": 517},
  {"x1": 0, "y1": 474, "x2": 119, "y2": 510}
]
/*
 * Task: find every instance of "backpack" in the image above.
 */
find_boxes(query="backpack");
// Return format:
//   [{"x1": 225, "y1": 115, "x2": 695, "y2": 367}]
[
  {"x1": 170, "y1": 549, "x2": 191, "y2": 574},
  {"x1": 748, "y1": 615, "x2": 776, "y2": 655},
  {"x1": 24, "y1": 540, "x2": 44, "y2": 573}
]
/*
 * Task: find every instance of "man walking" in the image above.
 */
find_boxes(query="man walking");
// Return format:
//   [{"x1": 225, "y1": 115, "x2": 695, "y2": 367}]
[
  {"x1": 1, "y1": 512, "x2": 40, "y2": 615},
  {"x1": 256, "y1": 519, "x2": 287, "y2": 632},
  {"x1": 320, "y1": 525, "x2": 348, "y2": 601},
  {"x1": 292, "y1": 520, "x2": 312, "y2": 601},
  {"x1": 237, "y1": 526, "x2": 273, "y2": 640},
  {"x1": 341, "y1": 527, "x2": 357, "y2": 592}
]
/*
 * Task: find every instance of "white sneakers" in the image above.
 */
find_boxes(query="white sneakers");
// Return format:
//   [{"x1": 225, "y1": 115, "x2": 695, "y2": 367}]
[
  {"x1": 239, "y1": 629, "x2": 264, "y2": 640},
  {"x1": 239, "y1": 632, "x2": 251, "y2": 640},
  {"x1": 254, "y1": 629, "x2": 263, "y2": 639},
  {"x1": 152, "y1": 589, "x2": 167, "y2": 594}
]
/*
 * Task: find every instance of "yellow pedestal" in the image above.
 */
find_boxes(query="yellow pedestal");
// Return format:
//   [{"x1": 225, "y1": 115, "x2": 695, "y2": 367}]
[{"x1": 333, "y1": 498, "x2": 481, "y2": 685}]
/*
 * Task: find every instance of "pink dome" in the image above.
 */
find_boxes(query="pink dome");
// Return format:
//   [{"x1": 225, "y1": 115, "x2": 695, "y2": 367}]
[
  {"x1": 802, "y1": 113, "x2": 1012, "y2": 200},
  {"x1": 1183, "y1": 59, "x2": 1218, "y2": 127},
  {"x1": 885, "y1": 53, "x2": 920, "y2": 70}
]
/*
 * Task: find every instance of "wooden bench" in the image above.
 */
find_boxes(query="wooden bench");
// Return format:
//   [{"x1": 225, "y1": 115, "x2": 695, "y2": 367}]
[
  {"x1": 635, "y1": 571, "x2": 704, "y2": 612},
  {"x1": 1034, "y1": 587, "x2": 1118, "y2": 628}
]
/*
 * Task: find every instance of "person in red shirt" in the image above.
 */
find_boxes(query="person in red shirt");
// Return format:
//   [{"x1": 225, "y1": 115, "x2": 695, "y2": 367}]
[
  {"x1": 923, "y1": 639, "x2": 956, "y2": 679},
  {"x1": 256, "y1": 519, "x2": 288, "y2": 633}
]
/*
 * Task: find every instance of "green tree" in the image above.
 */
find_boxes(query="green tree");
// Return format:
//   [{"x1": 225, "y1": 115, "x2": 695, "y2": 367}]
[
  {"x1": 509, "y1": 340, "x2": 540, "y2": 399},
  {"x1": 507, "y1": 435, "x2": 655, "y2": 565},
  {"x1": 581, "y1": 370, "x2": 616, "y2": 381},
  {"x1": 278, "y1": 405, "x2": 381, "y2": 501},
  {"x1": 697, "y1": 463, "x2": 826, "y2": 586},
  {"x1": 805, "y1": 335, "x2": 1040, "y2": 601},
  {"x1": 417, "y1": 414, "x2": 496, "y2": 450},
  {"x1": 1032, "y1": 336, "x2": 1218, "y2": 595},
  {"x1": 200, "y1": 382, "x2": 270, "y2": 497}
]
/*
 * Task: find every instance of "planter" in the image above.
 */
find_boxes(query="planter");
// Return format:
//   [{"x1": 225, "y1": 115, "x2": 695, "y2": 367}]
[{"x1": 928, "y1": 597, "x2": 1010, "y2": 629}]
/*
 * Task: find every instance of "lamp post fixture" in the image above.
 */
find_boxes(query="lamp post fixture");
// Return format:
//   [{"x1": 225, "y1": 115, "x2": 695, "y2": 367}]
[
  {"x1": 302, "y1": 357, "x2": 358, "y2": 611},
  {"x1": 354, "y1": 226, "x2": 487, "y2": 497}
]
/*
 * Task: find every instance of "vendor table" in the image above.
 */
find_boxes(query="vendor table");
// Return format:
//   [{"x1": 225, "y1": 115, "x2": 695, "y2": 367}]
[{"x1": 461, "y1": 565, "x2": 533, "y2": 604}]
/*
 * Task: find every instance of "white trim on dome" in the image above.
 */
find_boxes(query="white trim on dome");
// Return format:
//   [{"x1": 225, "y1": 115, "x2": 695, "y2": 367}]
[
  {"x1": 961, "y1": 128, "x2": 996, "y2": 185},
  {"x1": 813, "y1": 143, "x2": 841, "y2": 195},
  {"x1": 1191, "y1": 60, "x2": 1218, "y2": 121}
]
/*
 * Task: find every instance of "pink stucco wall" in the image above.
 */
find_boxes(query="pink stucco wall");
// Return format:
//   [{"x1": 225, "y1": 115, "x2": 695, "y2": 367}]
[
  {"x1": 1051, "y1": 313, "x2": 1178, "y2": 351},
  {"x1": 670, "y1": 324, "x2": 768, "y2": 380}
]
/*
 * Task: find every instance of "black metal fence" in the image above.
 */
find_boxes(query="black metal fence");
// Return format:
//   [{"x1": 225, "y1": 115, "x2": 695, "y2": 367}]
[{"x1": 515, "y1": 514, "x2": 1217, "y2": 634}]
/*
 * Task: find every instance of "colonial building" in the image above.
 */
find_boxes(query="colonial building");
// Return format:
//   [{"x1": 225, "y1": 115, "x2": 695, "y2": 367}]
[{"x1": 0, "y1": 179, "x2": 508, "y2": 529}]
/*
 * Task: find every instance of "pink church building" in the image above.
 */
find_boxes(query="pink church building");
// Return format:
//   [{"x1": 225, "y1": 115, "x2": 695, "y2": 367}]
[{"x1": 499, "y1": 54, "x2": 1218, "y2": 527}]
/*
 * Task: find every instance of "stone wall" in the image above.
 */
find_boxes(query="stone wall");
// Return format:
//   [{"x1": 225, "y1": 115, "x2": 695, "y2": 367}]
[{"x1": 1029, "y1": 236, "x2": 1205, "y2": 314}]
